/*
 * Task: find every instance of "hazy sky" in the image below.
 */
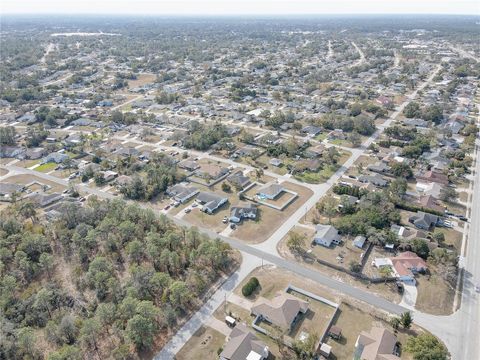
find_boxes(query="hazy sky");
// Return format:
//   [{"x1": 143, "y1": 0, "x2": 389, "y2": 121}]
[{"x1": 1, "y1": 0, "x2": 479, "y2": 15}]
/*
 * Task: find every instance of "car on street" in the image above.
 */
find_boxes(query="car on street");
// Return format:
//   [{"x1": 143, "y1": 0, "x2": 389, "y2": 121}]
[
  {"x1": 184, "y1": 208, "x2": 191, "y2": 213},
  {"x1": 164, "y1": 205, "x2": 170, "y2": 210}
]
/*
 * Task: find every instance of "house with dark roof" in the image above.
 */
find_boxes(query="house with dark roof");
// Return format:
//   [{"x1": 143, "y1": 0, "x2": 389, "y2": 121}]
[
  {"x1": 301, "y1": 125, "x2": 322, "y2": 136},
  {"x1": 166, "y1": 184, "x2": 199, "y2": 203},
  {"x1": 25, "y1": 192, "x2": 63, "y2": 208},
  {"x1": 178, "y1": 159, "x2": 200, "y2": 172},
  {"x1": 408, "y1": 211, "x2": 439, "y2": 230},
  {"x1": 251, "y1": 293, "x2": 309, "y2": 331},
  {"x1": 220, "y1": 323, "x2": 269, "y2": 360},
  {"x1": 358, "y1": 174, "x2": 388, "y2": 187},
  {"x1": 227, "y1": 170, "x2": 251, "y2": 190},
  {"x1": 196, "y1": 191, "x2": 228, "y2": 214}
]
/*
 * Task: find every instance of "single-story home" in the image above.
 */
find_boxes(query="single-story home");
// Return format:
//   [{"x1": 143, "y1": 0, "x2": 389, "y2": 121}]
[
  {"x1": 166, "y1": 184, "x2": 199, "y2": 203},
  {"x1": 251, "y1": 292, "x2": 309, "y2": 331},
  {"x1": 314, "y1": 224, "x2": 342, "y2": 247},
  {"x1": 196, "y1": 191, "x2": 228, "y2": 214},
  {"x1": 42, "y1": 152, "x2": 69, "y2": 164},
  {"x1": 408, "y1": 211, "x2": 439, "y2": 230},
  {"x1": 391, "y1": 251, "x2": 427, "y2": 284},
  {"x1": 227, "y1": 170, "x2": 251, "y2": 189},
  {"x1": 354, "y1": 327, "x2": 400, "y2": 360},
  {"x1": 219, "y1": 323, "x2": 269, "y2": 360},
  {"x1": 256, "y1": 183, "x2": 284, "y2": 200},
  {"x1": 269, "y1": 158, "x2": 283, "y2": 167},
  {"x1": 230, "y1": 203, "x2": 257, "y2": 223}
]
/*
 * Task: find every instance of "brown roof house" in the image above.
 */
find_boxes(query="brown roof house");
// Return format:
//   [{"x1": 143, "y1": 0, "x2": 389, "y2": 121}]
[
  {"x1": 416, "y1": 170, "x2": 449, "y2": 186},
  {"x1": 220, "y1": 323, "x2": 269, "y2": 360},
  {"x1": 391, "y1": 251, "x2": 427, "y2": 284},
  {"x1": 251, "y1": 293, "x2": 309, "y2": 331},
  {"x1": 354, "y1": 326, "x2": 400, "y2": 360}
]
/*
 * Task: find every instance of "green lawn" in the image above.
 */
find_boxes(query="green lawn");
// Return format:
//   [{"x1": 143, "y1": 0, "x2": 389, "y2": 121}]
[
  {"x1": 294, "y1": 165, "x2": 337, "y2": 184},
  {"x1": 35, "y1": 163, "x2": 57, "y2": 173}
]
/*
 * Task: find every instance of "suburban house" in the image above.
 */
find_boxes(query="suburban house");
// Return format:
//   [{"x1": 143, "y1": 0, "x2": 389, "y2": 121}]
[
  {"x1": 219, "y1": 323, "x2": 269, "y2": 360},
  {"x1": 256, "y1": 183, "x2": 284, "y2": 200},
  {"x1": 354, "y1": 326, "x2": 400, "y2": 360},
  {"x1": 301, "y1": 125, "x2": 322, "y2": 136},
  {"x1": 367, "y1": 162, "x2": 390, "y2": 174},
  {"x1": 195, "y1": 163, "x2": 229, "y2": 180},
  {"x1": 42, "y1": 152, "x2": 69, "y2": 164},
  {"x1": 196, "y1": 191, "x2": 228, "y2": 214},
  {"x1": 417, "y1": 195, "x2": 444, "y2": 213},
  {"x1": 178, "y1": 159, "x2": 200, "y2": 172},
  {"x1": 227, "y1": 170, "x2": 251, "y2": 189},
  {"x1": 0, "y1": 183, "x2": 25, "y2": 201},
  {"x1": 102, "y1": 170, "x2": 118, "y2": 182},
  {"x1": 269, "y1": 158, "x2": 283, "y2": 167},
  {"x1": 416, "y1": 181, "x2": 443, "y2": 198},
  {"x1": 229, "y1": 203, "x2": 257, "y2": 223},
  {"x1": 358, "y1": 174, "x2": 388, "y2": 187},
  {"x1": 306, "y1": 144, "x2": 325, "y2": 158},
  {"x1": 314, "y1": 224, "x2": 342, "y2": 247},
  {"x1": 251, "y1": 293, "x2": 309, "y2": 331},
  {"x1": 166, "y1": 184, "x2": 199, "y2": 203},
  {"x1": 25, "y1": 192, "x2": 63, "y2": 208},
  {"x1": 408, "y1": 211, "x2": 439, "y2": 230},
  {"x1": 391, "y1": 251, "x2": 427, "y2": 284},
  {"x1": 416, "y1": 170, "x2": 449, "y2": 186}
]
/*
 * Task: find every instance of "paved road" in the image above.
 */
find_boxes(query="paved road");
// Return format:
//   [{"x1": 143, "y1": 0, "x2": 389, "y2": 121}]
[{"x1": 455, "y1": 112, "x2": 480, "y2": 359}]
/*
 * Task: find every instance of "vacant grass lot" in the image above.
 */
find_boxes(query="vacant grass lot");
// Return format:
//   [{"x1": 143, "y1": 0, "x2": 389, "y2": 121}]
[
  {"x1": 415, "y1": 270, "x2": 455, "y2": 315},
  {"x1": 176, "y1": 326, "x2": 225, "y2": 360}
]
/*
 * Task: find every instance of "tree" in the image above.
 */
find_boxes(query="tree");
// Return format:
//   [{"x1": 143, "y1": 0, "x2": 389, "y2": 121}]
[
  {"x1": 388, "y1": 178, "x2": 407, "y2": 202},
  {"x1": 18, "y1": 201, "x2": 37, "y2": 223},
  {"x1": 404, "y1": 102, "x2": 421, "y2": 118},
  {"x1": 411, "y1": 238, "x2": 430, "y2": 259},
  {"x1": 400, "y1": 311, "x2": 413, "y2": 329},
  {"x1": 432, "y1": 231, "x2": 445, "y2": 245},
  {"x1": 80, "y1": 318, "x2": 101, "y2": 353},
  {"x1": 34, "y1": 288, "x2": 53, "y2": 318},
  {"x1": 349, "y1": 261, "x2": 362, "y2": 273},
  {"x1": 58, "y1": 314, "x2": 78, "y2": 345},
  {"x1": 16, "y1": 327, "x2": 37, "y2": 358},
  {"x1": 287, "y1": 231, "x2": 306, "y2": 254},
  {"x1": 439, "y1": 187, "x2": 458, "y2": 203},
  {"x1": 292, "y1": 333, "x2": 319, "y2": 360},
  {"x1": 391, "y1": 162, "x2": 413, "y2": 178},
  {"x1": 405, "y1": 333, "x2": 449, "y2": 360},
  {"x1": 126, "y1": 314, "x2": 157, "y2": 350},
  {"x1": 317, "y1": 195, "x2": 337, "y2": 223},
  {"x1": 0, "y1": 126, "x2": 16, "y2": 145},
  {"x1": 221, "y1": 182, "x2": 231, "y2": 192},
  {"x1": 348, "y1": 131, "x2": 362, "y2": 147},
  {"x1": 390, "y1": 316, "x2": 401, "y2": 331}
]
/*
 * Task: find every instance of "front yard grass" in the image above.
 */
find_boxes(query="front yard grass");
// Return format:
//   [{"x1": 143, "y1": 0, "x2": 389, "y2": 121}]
[{"x1": 35, "y1": 162, "x2": 57, "y2": 173}]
